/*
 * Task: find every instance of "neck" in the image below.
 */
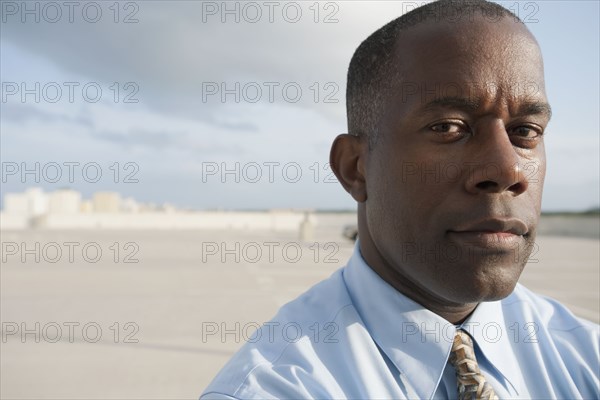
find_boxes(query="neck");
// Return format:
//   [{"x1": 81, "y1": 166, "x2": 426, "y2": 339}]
[
  {"x1": 356, "y1": 210, "x2": 478, "y2": 325},
  {"x1": 361, "y1": 240, "x2": 478, "y2": 324}
]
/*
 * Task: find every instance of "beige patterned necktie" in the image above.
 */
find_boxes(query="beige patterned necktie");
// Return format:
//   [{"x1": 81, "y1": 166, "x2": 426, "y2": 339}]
[{"x1": 448, "y1": 330, "x2": 499, "y2": 400}]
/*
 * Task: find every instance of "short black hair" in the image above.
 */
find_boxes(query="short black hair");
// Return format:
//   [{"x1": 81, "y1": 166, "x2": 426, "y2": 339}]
[{"x1": 346, "y1": 0, "x2": 523, "y2": 148}]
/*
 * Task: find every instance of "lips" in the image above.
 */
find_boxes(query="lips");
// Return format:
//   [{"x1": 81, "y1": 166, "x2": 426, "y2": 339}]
[
  {"x1": 449, "y1": 218, "x2": 529, "y2": 236},
  {"x1": 447, "y1": 218, "x2": 529, "y2": 250}
]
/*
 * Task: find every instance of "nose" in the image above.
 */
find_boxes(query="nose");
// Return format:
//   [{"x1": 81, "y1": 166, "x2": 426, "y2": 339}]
[{"x1": 464, "y1": 120, "x2": 529, "y2": 196}]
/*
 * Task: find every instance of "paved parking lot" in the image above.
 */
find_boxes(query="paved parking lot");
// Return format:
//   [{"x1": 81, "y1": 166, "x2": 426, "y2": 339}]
[{"x1": 1, "y1": 221, "x2": 598, "y2": 399}]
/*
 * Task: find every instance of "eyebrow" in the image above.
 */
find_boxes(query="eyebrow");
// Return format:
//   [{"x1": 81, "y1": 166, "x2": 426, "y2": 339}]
[
  {"x1": 421, "y1": 96, "x2": 553, "y2": 119},
  {"x1": 520, "y1": 101, "x2": 553, "y2": 119},
  {"x1": 422, "y1": 97, "x2": 480, "y2": 113}
]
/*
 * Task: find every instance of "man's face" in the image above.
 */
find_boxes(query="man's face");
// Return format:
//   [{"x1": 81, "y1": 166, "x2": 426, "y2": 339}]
[{"x1": 364, "y1": 16, "x2": 551, "y2": 305}]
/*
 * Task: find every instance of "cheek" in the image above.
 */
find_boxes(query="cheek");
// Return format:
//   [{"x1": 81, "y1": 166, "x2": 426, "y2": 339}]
[
  {"x1": 365, "y1": 143, "x2": 457, "y2": 235},
  {"x1": 527, "y1": 156, "x2": 546, "y2": 205},
  {"x1": 367, "y1": 164, "x2": 449, "y2": 238},
  {"x1": 365, "y1": 165, "x2": 411, "y2": 239},
  {"x1": 398, "y1": 160, "x2": 461, "y2": 210},
  {"x1": 538, "y1": 160, "x2": 547, "y2": 186}
]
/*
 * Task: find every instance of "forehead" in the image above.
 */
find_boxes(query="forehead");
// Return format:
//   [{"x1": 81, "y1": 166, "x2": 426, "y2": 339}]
[{"x1": 392, "y1": 16, "x2": 546, "y2": 105}]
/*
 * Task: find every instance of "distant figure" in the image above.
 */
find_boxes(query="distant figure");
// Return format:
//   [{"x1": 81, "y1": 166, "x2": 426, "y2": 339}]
[
  {"x1": 201, "y1": 1, "x2": 599, "y2": 399},
  {"x1": 298, "y1": 211, "x2": 314, "y2": 242}
]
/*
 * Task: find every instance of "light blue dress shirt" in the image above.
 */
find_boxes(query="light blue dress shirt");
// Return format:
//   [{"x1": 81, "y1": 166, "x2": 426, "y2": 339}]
[{"x1": 201, "y1": 242, "x2": 600, "y2": 399}]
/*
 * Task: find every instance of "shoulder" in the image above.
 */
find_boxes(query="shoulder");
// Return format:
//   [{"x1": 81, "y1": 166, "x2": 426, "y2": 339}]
[
  {"x1": 201, "y1": 267, "x2": 361, "y2": 400},
  {"x1": 501, "y1": 284, "x2": 599, "y2": 395},
  {"x1": 505, "y1": 283, "x2": 598, "y2": 333},
  {"x1": 503, "y1": 284, "x2": 599, "y2": 365}
]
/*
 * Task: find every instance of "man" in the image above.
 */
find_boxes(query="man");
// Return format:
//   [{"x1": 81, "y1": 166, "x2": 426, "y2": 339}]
[{"x1": 201, "y1": 1, "x2": 599, "y2": 398}]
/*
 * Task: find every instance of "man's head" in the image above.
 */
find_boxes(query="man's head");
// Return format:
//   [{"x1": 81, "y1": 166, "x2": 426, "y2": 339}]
[
  {"x1": 346, "y1": 0, "x2": 531, "y2": 147},
  {"x1": 331, "y1": 0, "x2": 551, "y2": 322}
]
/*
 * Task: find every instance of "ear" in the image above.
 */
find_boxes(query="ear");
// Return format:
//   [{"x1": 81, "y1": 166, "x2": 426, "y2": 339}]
[{"x1": 329, "y1": 134, "x2": 367, "y2": 203}]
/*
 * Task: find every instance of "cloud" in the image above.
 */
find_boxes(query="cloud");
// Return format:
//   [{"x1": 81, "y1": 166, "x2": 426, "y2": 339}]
[
  {"x1": 1, "y1": 102, "x2": 94, "y2": 128},
  {"x1": 0, "y1": 2, "x2": 382, "y2": 122},
  {"x1": 1, "y1": 1, "x2": 598, "y2": 210}
]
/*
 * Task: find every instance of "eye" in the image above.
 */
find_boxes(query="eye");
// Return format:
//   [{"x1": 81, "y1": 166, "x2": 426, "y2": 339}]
[
  {"x1": 429, "y1": 121, "x2": 469, "y2": 141},
  {"x1": 431, "y1": 122, "x2": 462, "y2": 133},
  {"x1": 508, "y1": 124, "x2": 545, "y2": 149},
  {"x1": 510, "y1": 125, "x2": 543, "y2": 139}
]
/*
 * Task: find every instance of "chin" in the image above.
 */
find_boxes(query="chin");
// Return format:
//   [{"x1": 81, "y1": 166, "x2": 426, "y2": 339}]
[
  {"x1": 443, "y1": 285, "x2": 515, "y2": 305},
  {"x1": 441, "y1": 258, "x2": 524, "y2": 304},
  {"x1": 462, "y1": 271, "x2": 521, "y2": 303},
  {"x1": 474, "y1": 284, "x2": 518, "y2": 302}
]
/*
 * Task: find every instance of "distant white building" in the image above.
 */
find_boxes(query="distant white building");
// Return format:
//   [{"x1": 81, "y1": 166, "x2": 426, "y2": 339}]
[
  {"x1": 161, "y1": 203, "x2": 177, "y2": 214},
  {"x1": 48, "y1": 189, "x2": 81, "y2": 214},
  {"x1": 121, "y1": 197, "x2": 140, "y2": 213},
  {"x1": 93, "y1": 192, "x2": 121, "y2": 213},
  {"x1": 4, "y1": 187, "x2": 48, "y2": 217},
  {"x1": 81, "y1": 200, "x2": 94, "y2": 213},
  {"x1": 1, "y1": 188, "x2": 322, "y2": 232}
]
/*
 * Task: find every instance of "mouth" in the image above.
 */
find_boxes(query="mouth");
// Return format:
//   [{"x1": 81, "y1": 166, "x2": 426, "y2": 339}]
[{"x1": 447, "y1": 218, "x2": 529, "y2": 250}]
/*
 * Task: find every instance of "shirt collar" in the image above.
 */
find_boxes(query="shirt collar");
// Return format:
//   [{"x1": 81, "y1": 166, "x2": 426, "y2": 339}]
[
  {"x1": 342, "y1": 241, "x2": 454, "y2": 400},
  {"x1": 342, "y1": 241, "x2": 521, "y2": 399},
  {"x1": 461, "y1": 294, "x2": 525, "y2": 396}
]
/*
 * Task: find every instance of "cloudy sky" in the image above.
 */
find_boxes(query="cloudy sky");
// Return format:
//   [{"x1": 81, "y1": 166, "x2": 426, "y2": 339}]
[{"x1": 1, "y1": 0, "x2": 598, "y2": 211}]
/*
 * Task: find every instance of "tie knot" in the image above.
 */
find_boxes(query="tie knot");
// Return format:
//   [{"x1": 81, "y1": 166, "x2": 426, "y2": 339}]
[
  {"x1": 450, "y1": 330, "x2": 478, "y2": 371},
  {"x1": 448, "y1": 329, "x2": 498, "y2": 400}
]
